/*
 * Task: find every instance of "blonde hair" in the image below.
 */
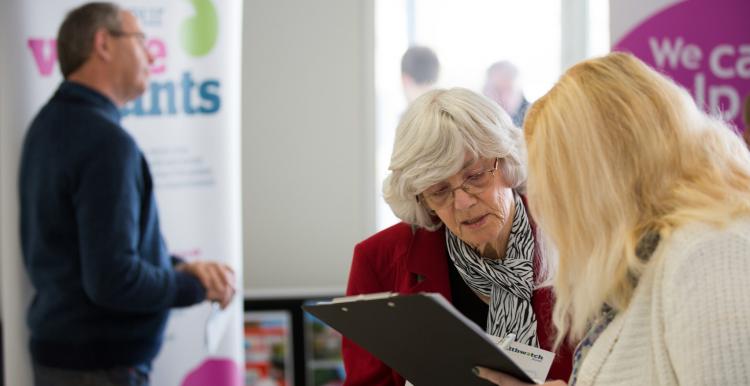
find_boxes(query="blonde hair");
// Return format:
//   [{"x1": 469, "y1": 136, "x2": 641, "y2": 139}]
[
  {"x1": 524, "y1": 52, "x2": 750, "y2": 347},
  {"x1": 383, "y1": 87, "x2": 526, "y2": 230}
]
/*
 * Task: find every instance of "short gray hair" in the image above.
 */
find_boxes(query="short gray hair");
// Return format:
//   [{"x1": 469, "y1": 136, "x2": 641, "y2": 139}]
[
  {"x1": 57, "y1": 2, "x2": 123, "y2": 78},
  {"x1": 401, "y1": 46, "x2": 440, "y2": 85},
  {"x1": 383, "y1": 87, "x2": 527, "y2": 230}
]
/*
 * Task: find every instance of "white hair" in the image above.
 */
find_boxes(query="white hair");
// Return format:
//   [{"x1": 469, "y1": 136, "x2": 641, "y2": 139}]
[{"x1": 383, "y1": 87, "x2": 527, "y2": 230}]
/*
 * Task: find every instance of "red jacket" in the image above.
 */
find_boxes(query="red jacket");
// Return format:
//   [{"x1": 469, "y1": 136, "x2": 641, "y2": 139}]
[{"x1": 343, "y1": 222, "x2": 573, "y2": 385}]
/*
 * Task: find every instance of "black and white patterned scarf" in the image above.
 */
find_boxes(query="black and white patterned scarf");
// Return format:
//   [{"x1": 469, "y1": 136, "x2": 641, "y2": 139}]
[{"x1": 445, "y1": 193, "x2": 539, "y2": 346}]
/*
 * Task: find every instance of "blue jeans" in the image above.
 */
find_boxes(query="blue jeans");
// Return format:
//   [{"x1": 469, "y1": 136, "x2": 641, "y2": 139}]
[{"x1": 33, "y1": 363, "x2": 149, "y2": 386}]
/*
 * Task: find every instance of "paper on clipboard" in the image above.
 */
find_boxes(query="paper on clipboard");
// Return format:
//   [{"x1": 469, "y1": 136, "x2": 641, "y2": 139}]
[
  {"x1": 487, "y1": 335, "x2": 555, "y2": 384},
  {"x1": 205, "y1": 302, "x2": 231, "y2": 354}
]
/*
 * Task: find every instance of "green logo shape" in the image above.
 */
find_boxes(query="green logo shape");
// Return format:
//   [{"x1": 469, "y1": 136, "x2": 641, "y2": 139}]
[{"x1": 180, "y1": 0, "x2": 218, "y2": 57}]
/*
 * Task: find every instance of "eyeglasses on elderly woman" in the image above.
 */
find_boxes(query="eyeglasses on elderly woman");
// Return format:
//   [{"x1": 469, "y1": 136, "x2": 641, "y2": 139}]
[{"x1": 418, "y1": 157, "x2": 500, "y2": 209}]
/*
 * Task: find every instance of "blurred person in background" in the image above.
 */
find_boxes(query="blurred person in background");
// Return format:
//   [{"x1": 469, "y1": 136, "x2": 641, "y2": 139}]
[
  {"x1": 401, "y1": 45, "x2": 440, "y2": 105},
  {"x1": 483, "y1": 60, "x2": 529, "y2": 127}
]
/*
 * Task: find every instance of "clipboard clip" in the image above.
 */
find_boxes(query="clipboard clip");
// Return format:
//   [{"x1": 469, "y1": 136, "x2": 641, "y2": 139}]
[{"x1": 328, "y1": 291, "x2": 397, "y2": 304}]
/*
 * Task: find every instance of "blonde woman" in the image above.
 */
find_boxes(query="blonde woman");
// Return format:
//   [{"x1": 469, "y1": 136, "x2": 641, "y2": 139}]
[
  {"x1": 343, "y1": 88, "x2": 573, "y2": 385},
  {"x1": 476, "y1": 52, "x2": 750, "y2": 385}
]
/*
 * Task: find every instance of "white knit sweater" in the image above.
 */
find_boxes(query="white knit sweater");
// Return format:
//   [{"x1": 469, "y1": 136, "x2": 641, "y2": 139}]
[{"x1": 575, "y1": 218, "x2": 750, "y2": 386}]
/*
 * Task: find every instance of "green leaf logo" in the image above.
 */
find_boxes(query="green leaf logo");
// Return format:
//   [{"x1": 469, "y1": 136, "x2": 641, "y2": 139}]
[{"x1": 180, "y1": 0, "x2": 218, "y2": 57}]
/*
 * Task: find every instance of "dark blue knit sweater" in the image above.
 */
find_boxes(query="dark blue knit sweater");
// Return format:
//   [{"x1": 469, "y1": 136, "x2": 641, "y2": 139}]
[{"x1": 19, "y1": 81, "x2": 206, "y2": 370}]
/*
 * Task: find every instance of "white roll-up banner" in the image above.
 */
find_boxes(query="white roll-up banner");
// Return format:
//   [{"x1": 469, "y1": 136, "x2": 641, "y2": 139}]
[{"x1": 0, "y1": 1, "x2": 244, "y2": 385}]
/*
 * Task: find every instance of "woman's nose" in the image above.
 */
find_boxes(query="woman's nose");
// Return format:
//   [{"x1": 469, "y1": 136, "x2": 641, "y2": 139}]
[{"x1": 452, "y1": 187, "x2": 475, "y2": 209}]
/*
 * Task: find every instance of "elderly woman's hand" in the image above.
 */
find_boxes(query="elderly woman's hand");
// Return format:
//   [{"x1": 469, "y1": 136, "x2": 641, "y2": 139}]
[{"x1": 473, "y1": 367, "x2": 567, "y2": 386}]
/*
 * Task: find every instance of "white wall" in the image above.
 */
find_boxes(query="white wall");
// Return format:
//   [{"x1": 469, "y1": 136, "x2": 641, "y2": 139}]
[
  {"x1": 0, "y1": 3, "x2": 34, "y2": 385},
  {"x1": 242, "y1": 0, "x2": 375, "y2": 297},
  {"x1": 561, "y1": 0, "x2": 589, "y2": 71}
]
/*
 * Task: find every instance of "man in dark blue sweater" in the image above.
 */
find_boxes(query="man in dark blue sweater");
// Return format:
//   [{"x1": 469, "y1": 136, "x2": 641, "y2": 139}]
[{"x1": 19, "y1": 3, "x2": 235, "y2": 386}]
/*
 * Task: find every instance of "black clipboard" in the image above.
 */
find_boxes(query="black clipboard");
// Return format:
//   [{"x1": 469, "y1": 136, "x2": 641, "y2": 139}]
[{"x1": 303, "y1": 292, "x2": 536, "y2": 385}]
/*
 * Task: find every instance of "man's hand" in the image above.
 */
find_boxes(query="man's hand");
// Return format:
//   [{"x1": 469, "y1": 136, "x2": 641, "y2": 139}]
[{"x1": 177, "y1": 261, "x2": 236, "y2": 308}]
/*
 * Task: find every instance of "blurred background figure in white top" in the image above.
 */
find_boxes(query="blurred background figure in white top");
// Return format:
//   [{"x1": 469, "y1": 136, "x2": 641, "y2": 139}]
[{"x1": 483, "y1": 60, "x2": 529, "y2": 127}]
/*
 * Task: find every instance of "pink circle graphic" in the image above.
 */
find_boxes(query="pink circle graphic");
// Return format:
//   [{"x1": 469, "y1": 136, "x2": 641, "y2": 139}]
[{"x1": 181, "y1": 358, "x2": 243, "y2": 386}]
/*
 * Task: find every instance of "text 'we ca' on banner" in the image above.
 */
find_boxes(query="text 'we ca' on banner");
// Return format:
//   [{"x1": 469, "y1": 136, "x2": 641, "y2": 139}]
[{"x1": 613, "y1": 0, "x2": 750, "y2": 133}]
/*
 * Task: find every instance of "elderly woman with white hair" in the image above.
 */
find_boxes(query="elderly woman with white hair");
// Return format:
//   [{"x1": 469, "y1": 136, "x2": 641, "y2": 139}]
[{"x1": 342, "y1": 88, "x2": 573, "y2": 386}]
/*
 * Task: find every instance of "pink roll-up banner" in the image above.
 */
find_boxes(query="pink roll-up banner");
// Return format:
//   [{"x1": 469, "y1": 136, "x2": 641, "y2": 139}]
[
  {"x1": 611, "y1": 0, "x2": 750, "y2": 134},
  {"x1": 0, "y1": 1, "x2": 244, "y2": 385}
]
